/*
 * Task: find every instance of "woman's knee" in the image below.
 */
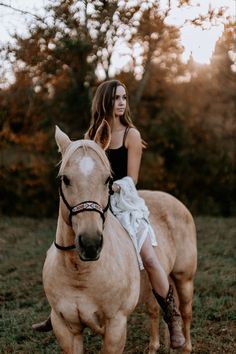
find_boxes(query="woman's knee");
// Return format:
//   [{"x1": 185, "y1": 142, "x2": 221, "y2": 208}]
[{"x1": 142, "y1": 255, "x2": 158, "y2": 272}]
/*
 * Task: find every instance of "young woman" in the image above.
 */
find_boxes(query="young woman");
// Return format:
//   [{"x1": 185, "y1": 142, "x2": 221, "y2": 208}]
[{"x1": 33, "y1": 80, "x2": 185, "y2": 349}]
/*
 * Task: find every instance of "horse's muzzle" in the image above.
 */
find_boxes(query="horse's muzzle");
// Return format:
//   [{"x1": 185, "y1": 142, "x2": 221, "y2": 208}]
[{"x1": 76, "y1": 232, "x2": 103, "y2": 261}]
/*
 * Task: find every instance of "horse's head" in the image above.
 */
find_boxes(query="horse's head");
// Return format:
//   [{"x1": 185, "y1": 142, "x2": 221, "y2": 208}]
[{"x1": 55, "y1": 121, "x2": 112, "y2": 261}]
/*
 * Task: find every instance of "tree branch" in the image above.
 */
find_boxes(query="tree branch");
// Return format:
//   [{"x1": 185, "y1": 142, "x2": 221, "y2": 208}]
[{"x1": 0, "y1": 2, "x2": 44, "y2": 22}]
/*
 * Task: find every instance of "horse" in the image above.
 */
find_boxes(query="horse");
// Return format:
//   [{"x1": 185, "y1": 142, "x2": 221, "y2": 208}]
[{"x1": 42, "y1": 121, "x2": 197, "y2": 354}]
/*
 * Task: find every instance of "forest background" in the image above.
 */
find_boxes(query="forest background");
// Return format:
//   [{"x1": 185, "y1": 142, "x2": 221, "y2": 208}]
[{"x1": 0, "y1": 0, "x2": 235, "y2": 217}]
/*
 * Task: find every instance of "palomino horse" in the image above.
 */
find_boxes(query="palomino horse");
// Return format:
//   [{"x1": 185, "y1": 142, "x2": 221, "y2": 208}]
[{"x1": 43, "y1": 122, "x2": 197, "y2": 354}]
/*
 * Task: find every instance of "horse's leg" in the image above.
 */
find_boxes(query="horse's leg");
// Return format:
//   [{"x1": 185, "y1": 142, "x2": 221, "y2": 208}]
[
  {"x1": 101, "y1": 312, "x2": 127, "y2": 354},
  {"x1": 51, "y1": 310, "x2": 84, "y2": 354},
  {"x1": 172, "y1": 277, "x2": 194, "y2": 353},
  {"x1": 146, "y1": 296, "x2": 160, "y2": 354}
]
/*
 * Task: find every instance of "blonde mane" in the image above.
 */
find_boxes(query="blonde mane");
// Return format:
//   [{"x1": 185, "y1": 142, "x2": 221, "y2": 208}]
[{"x1": 58, "y1": 139, "x2": 111, "y2": 176}]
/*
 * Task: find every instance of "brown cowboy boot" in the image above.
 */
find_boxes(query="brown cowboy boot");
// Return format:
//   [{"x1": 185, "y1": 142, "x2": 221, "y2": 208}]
[
  {"x1": 32, "y1": 315, "x2": 52, "y2": 332},
  {"x1": 152, "y1": 285, "x2": 185, "y2": 349}
]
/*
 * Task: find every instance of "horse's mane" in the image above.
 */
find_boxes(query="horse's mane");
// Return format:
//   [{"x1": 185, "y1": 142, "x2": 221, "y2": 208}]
[{"x1": 58, "y1": 139, "x2": 111, "y2": 175}]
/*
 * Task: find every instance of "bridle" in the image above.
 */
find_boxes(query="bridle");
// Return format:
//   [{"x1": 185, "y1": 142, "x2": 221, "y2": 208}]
[{"x1": 54, "y1": 176, "x2": 114, "y2": 251}]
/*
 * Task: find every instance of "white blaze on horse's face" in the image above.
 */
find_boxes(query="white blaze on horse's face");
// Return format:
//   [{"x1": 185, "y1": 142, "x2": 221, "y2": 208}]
[{"x1": 79, "y1": 156, "x2": 95, "y2": 176}]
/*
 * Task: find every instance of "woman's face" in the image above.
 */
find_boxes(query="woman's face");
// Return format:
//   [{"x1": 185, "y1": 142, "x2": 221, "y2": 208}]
[{"x1": 113, "y1": 85, "x2": 127, "y2": 117}]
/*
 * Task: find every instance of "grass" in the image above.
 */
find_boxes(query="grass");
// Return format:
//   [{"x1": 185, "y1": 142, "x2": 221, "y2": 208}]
[{"x1": 0, "y1": 216, "x2": 235, "y2": 353}]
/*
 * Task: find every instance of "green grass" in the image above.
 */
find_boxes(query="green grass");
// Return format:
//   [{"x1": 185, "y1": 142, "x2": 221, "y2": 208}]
[{"x1": 0, "y1": 216, "x2": 235, "y2": 353}]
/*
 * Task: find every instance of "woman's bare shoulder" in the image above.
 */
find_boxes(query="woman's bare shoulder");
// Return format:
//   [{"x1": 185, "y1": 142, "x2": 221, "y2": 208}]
[
  {"x1": 127, "y1": 127, "x2": 141, "y2": 139},
  {"x1": 126, "y1": 127, "x2": 142, "y2": 146}
]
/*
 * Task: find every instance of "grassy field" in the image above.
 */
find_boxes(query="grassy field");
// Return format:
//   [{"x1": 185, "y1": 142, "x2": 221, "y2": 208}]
[{"x1": 0, "y1": 216, "x2": 235, "y2": 353}]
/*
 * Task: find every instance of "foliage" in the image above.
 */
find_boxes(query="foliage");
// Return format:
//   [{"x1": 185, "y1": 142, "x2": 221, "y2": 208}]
[
  {"x1": 0, "y1": 216, "x2": 235, "y2": 353},
  {"x1": 0, "y1": 1, "x2": 235, "y2": 215}
]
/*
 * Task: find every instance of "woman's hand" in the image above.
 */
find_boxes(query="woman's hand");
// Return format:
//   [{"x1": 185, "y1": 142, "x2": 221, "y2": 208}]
[{"x1": 112, "y1": 183, "x2": 121, "y2": 193}]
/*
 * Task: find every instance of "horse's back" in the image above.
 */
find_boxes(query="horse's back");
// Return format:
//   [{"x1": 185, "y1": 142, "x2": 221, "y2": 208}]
[{"x1": 139, "y1": 190, "x2": 197, "y2": 277}]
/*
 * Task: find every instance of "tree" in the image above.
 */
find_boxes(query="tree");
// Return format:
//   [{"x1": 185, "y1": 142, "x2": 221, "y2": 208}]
[{"x1": 0, "y1": 0, "x2": 233, "y2": 216}]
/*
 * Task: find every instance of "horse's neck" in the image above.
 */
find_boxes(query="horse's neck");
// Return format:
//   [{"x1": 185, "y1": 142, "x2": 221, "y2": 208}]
[
  {"x1": 102, "y1": 212, "x2": 128, "y2": 261},
  {"x1": 55, "y1": 207, "x2": 75, "y2": 247}
]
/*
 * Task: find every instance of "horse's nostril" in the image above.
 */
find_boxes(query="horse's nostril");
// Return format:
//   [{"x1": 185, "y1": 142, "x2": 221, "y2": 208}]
[
  {"x1": 99, "y1": 235, "x2": 103, "y2": 248},
  {"x1": 78, "y1": 235, "x2": 84, "y2": 248}
]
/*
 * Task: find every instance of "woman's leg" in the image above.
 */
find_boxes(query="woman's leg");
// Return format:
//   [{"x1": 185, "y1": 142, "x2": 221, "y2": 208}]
[
  {"x1": 140, "y1": 237, "x2": 169, "y2": 297},
  {"x1": 140, "y1": 236, "x2": 185, "y2": 349}
]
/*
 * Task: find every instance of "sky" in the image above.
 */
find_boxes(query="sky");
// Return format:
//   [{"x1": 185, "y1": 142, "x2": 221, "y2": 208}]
[{"x1": 0, "y1": 0, "x2": 235, "y2": 84}]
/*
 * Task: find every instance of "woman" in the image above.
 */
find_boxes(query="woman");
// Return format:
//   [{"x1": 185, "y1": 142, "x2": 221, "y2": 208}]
[{"x1": 33, "y1": 80, "x2": 185, "y2": 349}]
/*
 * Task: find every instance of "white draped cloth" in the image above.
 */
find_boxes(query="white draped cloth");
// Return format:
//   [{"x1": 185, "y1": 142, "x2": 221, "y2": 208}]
[{"x1": 110, "y1": 176, "x2": 157, "y2": 270}]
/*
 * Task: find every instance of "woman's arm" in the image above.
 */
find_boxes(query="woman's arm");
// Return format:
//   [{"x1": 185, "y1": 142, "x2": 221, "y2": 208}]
[
  {"x1": 112, "y1": 128, "x2": 142, "y2": 192},
  {"x1": 126, "y1": 128, "x2": 143, "y2": 185}
]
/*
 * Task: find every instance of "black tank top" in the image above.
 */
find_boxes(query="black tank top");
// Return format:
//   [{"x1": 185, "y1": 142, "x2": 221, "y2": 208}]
[{"x1": 106, "y1": 127, "x2": 130, "y2": 181}]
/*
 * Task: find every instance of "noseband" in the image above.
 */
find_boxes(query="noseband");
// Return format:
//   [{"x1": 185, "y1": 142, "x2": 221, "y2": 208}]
[{"x1": 54, "y1": 177, "x2": 113, "y2": 251}]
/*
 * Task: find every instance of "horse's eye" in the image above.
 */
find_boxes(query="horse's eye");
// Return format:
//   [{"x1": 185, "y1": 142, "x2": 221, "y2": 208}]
[{"x1": 62, "y1": 175, "x2": 70, "y2": 186}]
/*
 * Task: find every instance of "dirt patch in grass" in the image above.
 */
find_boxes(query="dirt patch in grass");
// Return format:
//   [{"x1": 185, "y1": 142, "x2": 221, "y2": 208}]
[{"x1": 0, "y1": 216, "x2": 235, "y2": 353}]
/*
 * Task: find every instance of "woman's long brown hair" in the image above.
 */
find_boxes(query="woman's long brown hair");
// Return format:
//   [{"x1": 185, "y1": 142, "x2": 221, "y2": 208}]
[{"x1": 86, "y1": 80, "x2": 134, "y2": 140}]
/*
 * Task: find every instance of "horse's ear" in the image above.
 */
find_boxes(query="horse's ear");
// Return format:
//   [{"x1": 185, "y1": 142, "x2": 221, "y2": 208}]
[
  {"x1": 94, "y1": 120, "x2": 111, "y2": 150},
  {"x1": 55, "y1": 125, "x2": 71, "y2": 154}
]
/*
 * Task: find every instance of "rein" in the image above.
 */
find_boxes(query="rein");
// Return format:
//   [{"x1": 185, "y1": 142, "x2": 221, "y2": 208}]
[{"x1": 54, "y1": 177, "x2": 113, "y2": 251}]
